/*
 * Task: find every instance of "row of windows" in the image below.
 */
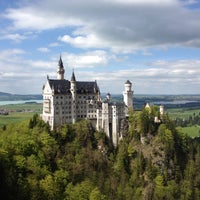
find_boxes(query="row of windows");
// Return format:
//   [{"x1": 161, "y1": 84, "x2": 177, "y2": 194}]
[
  {"x1": 53, "y1": 100, "x2": 97, "y2": 105},
  {"x1": 55, "y1": 110, "x2": 97, "y2": 115},
  {"x1": 55, "y1": 96, "x2": 72, "y2": 99},
  {"x1": 55, "y1": 95, "x2": 97, "y2": 100},
  {"x1": 54, "y1": 105, "x2": 97, "y2": 110}
]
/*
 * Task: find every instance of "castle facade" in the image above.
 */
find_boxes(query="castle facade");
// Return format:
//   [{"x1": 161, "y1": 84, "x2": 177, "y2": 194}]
[{"x1": 42, "y1": 57, "x2": 133, "y2": 146}]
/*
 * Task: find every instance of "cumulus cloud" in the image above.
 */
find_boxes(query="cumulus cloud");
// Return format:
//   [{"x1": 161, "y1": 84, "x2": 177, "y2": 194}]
[
  {"x1": 0, "y1": 33, "x2": 27, "y2": 42},
  {"x1": 37, "y1": 47, "x2": 50, "y2": 52},
  {"x1": 62, "y1": 50, "x2": 110, "y2": 68},
  {"x1": 0, "y1": 48, "x2": 56, "y2": 93},
  {"x1": 72, "y1": 58, "x2": 200, "y2": 94},
  {"x1": 2, "y1": 0, "x2": 200, "y2": 51},
  {"x1": 1, "y1": 0, "x2": 200, "y2": 94}
]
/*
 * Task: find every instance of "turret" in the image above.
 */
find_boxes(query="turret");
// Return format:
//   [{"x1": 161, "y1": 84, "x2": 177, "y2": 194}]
[
  {"x1": 123, "y1": 80, "x2": 133, "y2": 109},
  {"x1": 70, "y1": 70, "x2": 77, "y2": 123},
  {"x1": 106, "y1": 93, "x2": 111, "y2": 101},
  {"x1": 160, "y1": 105, "x2": 164, "y2": 116},
  {"x1": 70, "y1": 70, "x2": 76, "y2": 94},
  {"x1": 57, "y1": 56, "x2": 65, "y2": 80}
]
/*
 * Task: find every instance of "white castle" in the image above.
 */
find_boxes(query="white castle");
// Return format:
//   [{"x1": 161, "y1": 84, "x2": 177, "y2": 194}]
[{"x1": 42, "y1": 57, "x2": 133, "y2": 146}]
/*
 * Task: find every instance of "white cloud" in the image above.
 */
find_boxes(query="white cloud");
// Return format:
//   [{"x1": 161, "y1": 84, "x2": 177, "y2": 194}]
[
  {"x1": 72, "y1": 58, "x2": 200, "y2": 94},
  {"x1": 2, "y1": 0, "x2": 200, "y2": 52},
  {"x1": 62, "y1": 50, "x2": 109, "y2": 68},
  {"x1": 37, "y1": 47, "x2": 50, "y2": 52},
  {"x1": 1, "y1": 0, "x2": 200, "y2": 94},
  {"x1": 0, "y1": 33, "x2": 27, "y2": 42},
  {"x1": 58, "y1": 34, "x2": 106, "y2": 49},
  {"x1": 49, "y1": 42, "x2": 61, "y2": 47}
]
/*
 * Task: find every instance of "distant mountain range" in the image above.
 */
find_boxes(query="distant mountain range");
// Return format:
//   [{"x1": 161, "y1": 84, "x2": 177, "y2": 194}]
[{"x1": 0, "y1": 92, "x2": 42, "y2": 101}]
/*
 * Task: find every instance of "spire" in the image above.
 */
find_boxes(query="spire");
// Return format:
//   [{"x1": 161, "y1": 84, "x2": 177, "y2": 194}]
[
  {"x1": 58, "y1": 56, "x2": 64, "y2": 69},
  {"x1": 57, "y1": 56, "x2": 65, "y2": 80},
  {"x1": 71, "y1": 69, "x2": 76, "y2": 82}
]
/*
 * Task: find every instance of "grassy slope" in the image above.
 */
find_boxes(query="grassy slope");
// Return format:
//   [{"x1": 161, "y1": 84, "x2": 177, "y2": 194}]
[
  {"x1": 177, "y1": 126, "x2": 200, "y2": 138},
  {"x1": 167, "y1": 108, "x2": 200, "y2": 137},
  {"x1": 167, "y1": 108, "x2": 200, "y2": 119}
]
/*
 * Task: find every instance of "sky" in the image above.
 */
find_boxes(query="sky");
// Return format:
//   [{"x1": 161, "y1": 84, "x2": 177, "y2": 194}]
[{"x1": 0, "y1": 0, "x2": 200, "y2": 95}]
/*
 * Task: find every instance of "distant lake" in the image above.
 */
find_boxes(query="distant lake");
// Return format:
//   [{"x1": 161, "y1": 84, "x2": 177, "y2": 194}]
[{"x1": 0, "y1": 100, "x2": 43, "y2": 106}]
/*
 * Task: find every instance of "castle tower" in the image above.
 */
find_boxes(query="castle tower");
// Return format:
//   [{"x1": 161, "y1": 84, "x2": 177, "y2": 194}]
[
  {"x1": 102, "y1": 102, "x2": 110, "y2": 139},
  {"x1": 112, "y1": 104, "x2": 119, "y2": 146},
  {"x1": 70, "y1": 70, "x2": 77, "y2": 123},
  {"x1": 160, "y1": 105, "x2": 164, "y2": 116},
  {"x1": 57, "y1": 56, "x2": 65, "y2": 80},
  {"x1": 123, "y1": 80, "x2": 133, "y2": 111}
]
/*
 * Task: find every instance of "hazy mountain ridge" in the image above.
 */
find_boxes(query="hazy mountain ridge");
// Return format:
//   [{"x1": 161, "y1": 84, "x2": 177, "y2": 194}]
[{"x1": 0, "y1": 92, "x2": 42, "y2": 101}]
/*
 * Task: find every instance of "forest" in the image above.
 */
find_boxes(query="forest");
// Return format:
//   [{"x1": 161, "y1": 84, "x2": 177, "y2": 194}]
[{"x1": 0, "y1": 105, "x2": 200, "y2": 200}]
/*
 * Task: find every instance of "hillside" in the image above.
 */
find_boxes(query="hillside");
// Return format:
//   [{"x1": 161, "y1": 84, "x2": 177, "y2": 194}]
[
  {"x1": 0, "y1": 92, "x2": 42, "y2": 101},
  {"x1": 0, "y1": 106, "x2": 200, "y2": 200}
]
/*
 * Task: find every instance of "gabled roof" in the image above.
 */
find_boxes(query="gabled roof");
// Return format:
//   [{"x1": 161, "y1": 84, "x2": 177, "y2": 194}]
[
  {"x1": 48, "y1": 79, "x2": 71, "y2": 94},
  {"x1": 47, "y1": 79, "x2": 99, "y2": 95},
  {"x1": 76, "y1": 81, "x2": 99, "y2": 94}
]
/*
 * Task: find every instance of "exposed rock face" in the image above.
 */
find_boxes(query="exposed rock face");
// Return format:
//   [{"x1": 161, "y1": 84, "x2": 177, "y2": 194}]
[{"x1": 120, "y1": 117, "x2": 129, "y2": 138}]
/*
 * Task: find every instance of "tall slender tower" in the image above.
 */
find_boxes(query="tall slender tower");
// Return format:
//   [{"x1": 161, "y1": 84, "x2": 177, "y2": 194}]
[
  {"x1": 70, "y1": 70, "x2": 77, "y2": 123},
  {"x1": 57, "y1": 56, "x2": 65, "y2": 80},
  {"x1": 123, "y1": 80, "x2": 133, "y2": 109}
]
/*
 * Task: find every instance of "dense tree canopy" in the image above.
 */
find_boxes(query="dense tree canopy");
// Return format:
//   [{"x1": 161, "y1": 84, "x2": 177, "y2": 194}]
[{"x1": 0, "y1": 109, "x2": 200, "y2": 199}]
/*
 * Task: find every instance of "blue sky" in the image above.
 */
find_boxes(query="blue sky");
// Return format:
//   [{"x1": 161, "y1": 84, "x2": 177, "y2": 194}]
[{"x1": 0, "y1": 0, "x2": 200, "y2": 94}]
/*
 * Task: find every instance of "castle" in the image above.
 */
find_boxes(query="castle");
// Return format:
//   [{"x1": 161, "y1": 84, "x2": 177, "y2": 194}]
[{"x1": 42, "y1": 57, "x2": 133, "y2": 146}]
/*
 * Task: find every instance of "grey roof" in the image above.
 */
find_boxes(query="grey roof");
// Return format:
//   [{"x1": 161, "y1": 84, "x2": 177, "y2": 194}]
[
  {"x1": 76, "y1": 81, "x2": 99, "y2": 94},
  {"x1": 58, "y1": 56, "x2": 64, "y2": 69},
  {"x1": 125, "y1": 80, "x2": 131, "y2": 84},
  {"x1": 48, "y1": 79, "x2": 71, "y2": 94},
  {"x1": 48, "y1": 79, "x2": 99, "y2": 94},
  {"x1": 71, "y1": 71, "x2": 76, "y2": 82}
]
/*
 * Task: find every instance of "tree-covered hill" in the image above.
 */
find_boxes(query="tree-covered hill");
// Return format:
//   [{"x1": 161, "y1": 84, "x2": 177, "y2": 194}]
[{"x1": 0, "y1": 108, "x2": 200, "y2": 200}]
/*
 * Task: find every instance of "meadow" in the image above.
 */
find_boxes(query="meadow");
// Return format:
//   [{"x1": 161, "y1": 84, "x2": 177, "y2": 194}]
[
  {"x1": 0, "y1": 103, "x2": 42, "y2": 127},
  {"x1": 167, "y1": 107, "x2": 200, "y2": 138}
]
